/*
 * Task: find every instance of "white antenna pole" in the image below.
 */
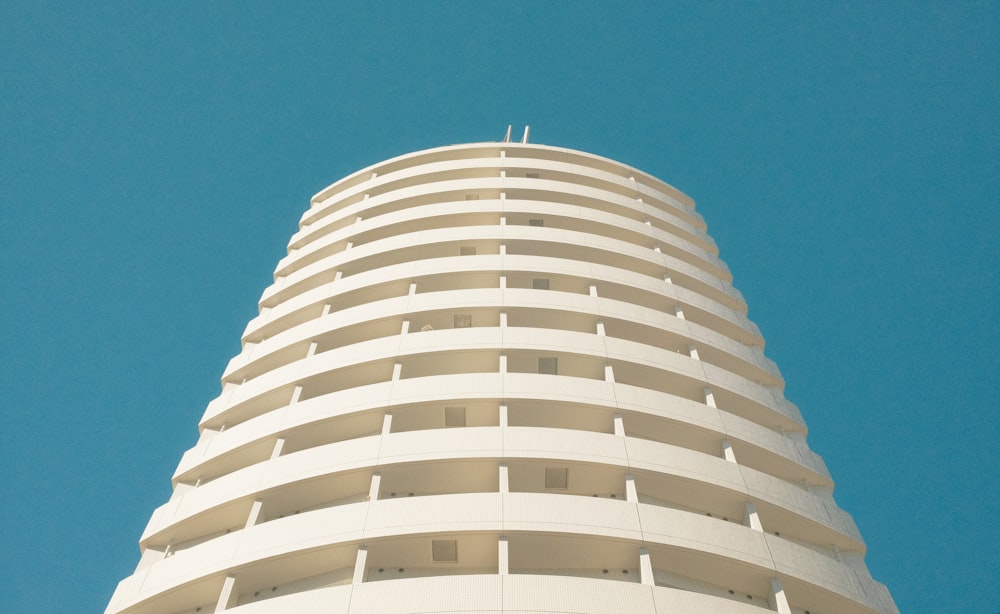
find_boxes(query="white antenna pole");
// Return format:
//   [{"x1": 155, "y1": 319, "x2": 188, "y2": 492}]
[
  {"x1": 521, "y1": 125, "x2": 530, "y2": 144},
  {"x1": 503, "y1": 125, "x2": 512, "y2": 142}
]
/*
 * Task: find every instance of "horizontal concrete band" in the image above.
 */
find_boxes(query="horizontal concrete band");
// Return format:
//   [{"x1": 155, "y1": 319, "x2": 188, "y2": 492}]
[
  {"x1": 227, "y1": 575, "x2": 766, "y2": 614},
  {"x1": 116, "y1": 495, "x2": 884, "y2": 614},
  {"x1": 149, "y1": 429, "x2": 857, "y2": 550},
  {"x1": 262, "y1": 225, "x2": 743, "y2": 312},
  {"x1": 244, "y1": 256, "x2": 763, "y2": 347},
  {"x1": 300, "y1": 185, "x2": 710, "y2": 277},
  {"x1": 202, "y1": 336, "x2": 796, "y2": 433},
  {"x1": 224, "y1": 290, "x2": 779, "y2": 388},
  {"x1": 305, "y1": 146, "x2": 701, "y2": 230},
  {"x1": 282, "y1": 198, "x2": 727, "y2": 283},
  {"x1": 182, "y1": 384, "x2": 821, "y2": 492}
]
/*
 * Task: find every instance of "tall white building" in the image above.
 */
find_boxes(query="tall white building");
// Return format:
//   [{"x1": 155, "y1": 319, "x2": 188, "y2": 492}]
[{"x1": 106, "y1": 137, "x2": 898, "y2": 614}]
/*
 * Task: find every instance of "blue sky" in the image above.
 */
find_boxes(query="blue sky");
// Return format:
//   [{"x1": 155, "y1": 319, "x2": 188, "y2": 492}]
[{"x1": 1, "y1": 3, "x2": 996, "y2": 613}]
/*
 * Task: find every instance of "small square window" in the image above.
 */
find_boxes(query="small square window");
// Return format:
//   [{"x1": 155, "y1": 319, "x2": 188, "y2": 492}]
[
  {"x1": 545, "y1": 468, "x2": 568, "y2": 489},
  {"x1": 532, "y1": 278, "x2": 550, "y2": 290},
  {"x1": 432, "y1": 539, "x2": 458, "y2": 562},
  {"x1": 528, "y1": 219, "x2": 544, "y2": 227},
  {"x1": 453, "y1": 314, "x2": 472, "y2": 328},
  {"x1": 460, "y1": 246, "x2": 476, "y2": 256},
  {"x1": 538, "y1": 357, "x2": 558, "y2": 375},
  {"x1": 444, "y1": 406, "x2": 466, "y2": 427}
]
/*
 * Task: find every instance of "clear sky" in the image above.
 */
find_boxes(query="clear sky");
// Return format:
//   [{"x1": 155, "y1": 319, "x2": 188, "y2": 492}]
[{"x1": 1, "y1": 3, "x2": 996, "y2": 613}]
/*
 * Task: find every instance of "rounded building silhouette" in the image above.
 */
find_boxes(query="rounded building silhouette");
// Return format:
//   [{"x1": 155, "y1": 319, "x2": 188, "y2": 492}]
[{"x1": 106, "y1": 138, "x2": 898, "y2": 614}]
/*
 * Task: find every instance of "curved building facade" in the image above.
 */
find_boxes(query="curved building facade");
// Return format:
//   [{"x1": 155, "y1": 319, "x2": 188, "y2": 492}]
[{"x1": 106, "y1": 140, "x2": 898, "y2": 614}]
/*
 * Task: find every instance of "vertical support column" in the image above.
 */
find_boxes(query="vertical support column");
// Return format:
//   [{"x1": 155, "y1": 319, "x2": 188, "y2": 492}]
[
  {"x1": 721, "y1": 439, "x2": 736, "y2": 462},
  {"x1": 500, "y1": 275, "x2": 507, "y2": 290},
  {"x1": 352, "y1": 546, "x2": 368, "y2": 584},
  {"x1": 499, "y1": 243, "x2": 507, "y2": 256},
  {"x1": 244, "y1": 499, "x2": 264, "y2": 529},
  {"x1": 242, "y1": 341, "x2": 259, "y2": 361},
  {"x1": 639, "y1": 548, "x2": 654, "y2": 586},
  {"x1": 289, "y1": 386, "x2": 303, "y2": 405},
  {"x1": 596, "y1": 321, "x2": 606, "y2": 336},
  {"x1": 674, "y1": 305, "x2": 685, "y2": 319},
  {"x1": 589, "y1": 284, "x2": 598, "y2": 297},
  {"x1": 770, "y1": 578, "x2": 792, "y2": 614},
  {"x1": 322, "y1": 304, "x2": 332, "y2": 317},
  {"x1": 687, "y1": 344, "x2": 700, "y2": 360},
  {"x1": 334, "y1": 270, "x2": 343, "y2": 282},
  {"x1": 499, "y1": 312, "x2": 508, "y2": 329},
  {"x1": 499, "y1": 404, "x2": 508, "y2": 428},
  {"x1": 613, "y1": 414, "x2": 625, "y2": 436},
  {"x1": 400, "y1": 320, "x2": 410, "y2": 335},
  {"x1": 499, "y1": 463, "x2": 509, "y2": 494},
  {"x1": 625, "y1": 474, "x2": 637, "y2": 503},
  {"x1": 221, "y1": 381, "x2": 240, "y2": 403},
  {"x1": 408, "y1": 282, "x2": 417, "y2": 296},
  {"x1": 270, "y1": 437, "x2": 285, "y2": 460},
  {"x1": 392, "y1": 362, "x2": 402, "y2": 382},
  {"x1": 306, "y1": 341, "x2": 318, "y2": 358},
  {"x1": 604, "y1": 364, "x2": 615, "y2": 383},
  {"x1": 369, "y1": 473, "x2": 382, "y2": 501},
  {"x1": 499, "y1": 354, "x2": 507, "y2": 375},
  {"x1": 704, "y1": 387, "x2": 717, "y2": 408},
  {"x1": 498, "y1": 536, "x2": 509, "y2": 575},
  {"x1": 381, "y1": 413, "x2": 393, "y2": 436},
  {"x1": 744, "y1": 502, "x2": 763, "y2": 532},
  {"x1": 214, "y1": 575, "x2": 238, "y2": 612}
]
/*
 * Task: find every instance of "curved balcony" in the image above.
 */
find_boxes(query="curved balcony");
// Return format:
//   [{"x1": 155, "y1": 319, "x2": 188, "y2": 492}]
[
  {"x1": 116, "y1": 490, "x2": 884, "y2": 614},
  {"x1": 279, "y1": 198, "x2": 725, "y2": 283},
  {"x1": 145, "y1": 428, "x2": 858, "y2": 556},
  {"x1": 240, "y1": 256, "x2": 762, "y2": 347},
  {"x1": 223, "y1": 291, "x2": 778, "y2": 390},
  {"x1": 203, "y1": 326, "x2": 795, "y2": 432},
  {"x1": 261, "y1": 224, "x2": 742, "y2": 314},
  {"x1": 304, "y1": 145, "x2": 701, "y2": 232}
]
